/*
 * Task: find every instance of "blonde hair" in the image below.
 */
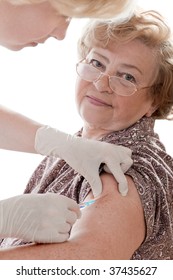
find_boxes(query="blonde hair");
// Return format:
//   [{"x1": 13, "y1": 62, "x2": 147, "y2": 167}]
[
  {"x1": 78, "y1": 10, "x2": 173, "y2": 120},
  {"x1": 4, "y1": 0, "x2": 137, "y2": 19}
]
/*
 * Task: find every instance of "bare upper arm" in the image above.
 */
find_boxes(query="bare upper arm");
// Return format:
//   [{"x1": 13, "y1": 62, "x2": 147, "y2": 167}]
[
  {"x1": 0, "y1": 173, "x2": 145, "y2": 260},
  {"x1": 69, "y1": 173, "x2": 145, "y2": 259}
]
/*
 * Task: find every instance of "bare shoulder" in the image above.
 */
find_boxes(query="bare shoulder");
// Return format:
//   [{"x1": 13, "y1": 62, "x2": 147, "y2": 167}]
[{"x1": 70, "y1": 173, "x2": 145, "y2": 259}]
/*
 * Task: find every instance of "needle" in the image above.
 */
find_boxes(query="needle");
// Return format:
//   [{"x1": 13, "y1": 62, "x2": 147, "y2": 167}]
[{"x1": 79, "y1": 199, "x2": 96, "y2": 209}]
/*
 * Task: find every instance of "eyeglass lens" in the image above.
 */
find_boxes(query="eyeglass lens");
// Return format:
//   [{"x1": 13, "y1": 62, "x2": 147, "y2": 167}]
[{"x1": 76, "y1": 63, "x2": 136, "y2": 96}]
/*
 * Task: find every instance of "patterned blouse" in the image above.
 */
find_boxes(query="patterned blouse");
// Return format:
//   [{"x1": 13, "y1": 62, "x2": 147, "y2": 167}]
[{"x1": 1, "y1": 117, "x2": 173, "y2": 259}]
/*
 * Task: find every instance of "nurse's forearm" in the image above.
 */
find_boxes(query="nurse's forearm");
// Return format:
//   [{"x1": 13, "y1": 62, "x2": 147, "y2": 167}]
[{"x1": 0, "y1": 105, "x2": 41, "y2": 153}]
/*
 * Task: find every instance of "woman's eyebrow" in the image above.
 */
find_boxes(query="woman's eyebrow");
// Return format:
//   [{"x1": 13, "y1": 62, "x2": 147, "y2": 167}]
[
  {"x1": 92, "y1": 51, "x2": 110, "y2": 63},
  {"x1": 120, "y1": 63, "x2": 143, "y2": 75}
]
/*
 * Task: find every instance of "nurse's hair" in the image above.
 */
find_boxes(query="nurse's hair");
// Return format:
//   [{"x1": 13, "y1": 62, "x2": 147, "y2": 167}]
[
  {"x1": 78, "y1": 10, "x2": 173, "y2": 120},
  {"x1": 4, "y1": 0, "x2": 137, "y2": 19}
]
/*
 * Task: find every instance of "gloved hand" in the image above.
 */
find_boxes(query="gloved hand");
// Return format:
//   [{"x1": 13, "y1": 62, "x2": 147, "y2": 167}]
[
  {"x1": 0, "y1": 193, "x2": 81, "y2": 243},
  {"x1": 35, "y1": 126, "x2": 133, "y2": 197}
]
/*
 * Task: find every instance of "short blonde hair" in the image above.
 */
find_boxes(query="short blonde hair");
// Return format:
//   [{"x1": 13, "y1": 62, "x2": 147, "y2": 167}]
[
  {"x1": 4, "y1": 0, "x2": 137, "y2": 19},
  {"x1": 78, "y1": 10, "x2": 173, "y2": 120}
]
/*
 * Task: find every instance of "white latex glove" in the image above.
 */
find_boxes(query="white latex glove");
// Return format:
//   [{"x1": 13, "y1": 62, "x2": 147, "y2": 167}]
[
  {"x1": 35, "y1": 126, "x2": 133, "y2": 197},
  {"x1": 0, "y1": 193, "x2": 81, "y2": 243}
]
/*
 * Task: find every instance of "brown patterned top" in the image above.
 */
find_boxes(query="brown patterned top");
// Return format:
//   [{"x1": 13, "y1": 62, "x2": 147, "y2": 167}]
[{"x1": 1, "y1": 117, "x2": 173, "y2": 259}]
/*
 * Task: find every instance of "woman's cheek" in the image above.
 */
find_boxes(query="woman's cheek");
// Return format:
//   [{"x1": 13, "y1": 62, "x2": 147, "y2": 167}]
[{"x1": 75, "y1": 80, "x2": 89, "y2": 108}]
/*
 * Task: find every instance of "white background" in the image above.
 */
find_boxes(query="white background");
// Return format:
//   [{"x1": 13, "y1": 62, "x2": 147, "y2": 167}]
[{"x1": 0, "y1": 0, "x2": 172, "y2": 199}]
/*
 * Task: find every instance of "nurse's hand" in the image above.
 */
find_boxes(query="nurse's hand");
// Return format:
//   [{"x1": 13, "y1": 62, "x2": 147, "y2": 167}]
[
  {"x1": 35, "y1": 126, "x2": 133, "y2": 197},
  {"x1": 0, "y1": 193, "x2": 81, "y2": 243}
]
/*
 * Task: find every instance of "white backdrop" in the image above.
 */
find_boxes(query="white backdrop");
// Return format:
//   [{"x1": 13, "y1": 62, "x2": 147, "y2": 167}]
[{"x1": 0, "y1": 0, "x2": 172, "y2": 199}]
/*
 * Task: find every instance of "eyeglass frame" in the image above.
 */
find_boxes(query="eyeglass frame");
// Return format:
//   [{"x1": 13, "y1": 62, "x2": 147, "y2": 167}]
[{"x1": 76, "y1": 59, "x2": 154, "y2": 97}]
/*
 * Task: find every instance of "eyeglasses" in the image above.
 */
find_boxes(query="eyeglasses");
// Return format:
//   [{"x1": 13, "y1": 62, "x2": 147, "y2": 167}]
[{"x1": 76, "y1": 61, "x2": 152, "y2": 97}]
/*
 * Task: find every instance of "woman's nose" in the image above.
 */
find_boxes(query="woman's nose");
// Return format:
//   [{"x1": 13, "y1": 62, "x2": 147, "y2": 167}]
[
  {"x1": 93, "y1": 75, "x2": 113, "y2": 94},
  {"x1": 51, "y1": 18, "x2": 71, "y2": 40}
]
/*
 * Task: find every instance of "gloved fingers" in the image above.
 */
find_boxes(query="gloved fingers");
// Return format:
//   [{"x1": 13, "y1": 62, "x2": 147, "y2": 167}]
[
  {"x1": 117, "y1": 179, "x2": 129, "y2": 196},
  {"x1": 103, "y1": 164, "x2": 111, "y2": 173},
  {"x1": 36, "y1": 232, "x2": 70, "y2": 244},
  {"x1": 51, "y1": 233, "x2": 70, "y2": 243},
  {"x1": 66, "y1": 210, "x2": 79, "y2": 225},
  {"x1": 58, "y1": 222, "x2": 71, "y2": 234},
  {"x1": 120, "y1": 157, "x2": 133, "y2": 172},
  {"x1": 33, "y1": 224, "x2": 71, "y2": 243},
  {"x1": 85, "y1": 171, "x2": 103, "y2": 198},
  {"x1": 65, "y1": 197, "x2": 81, "y2": 219},
  {"x1": 68, "y1": 205, "x2": 81, "y2": 219},
  {"x1": 110, "y1": 147, "x2": 133, "y2": 172},
  {"x1": 121, "y1": 146, "x2": 132, "y2": 156},
  {"x1": 104, "y1": 164, "x2": 129, "y2": 196}
]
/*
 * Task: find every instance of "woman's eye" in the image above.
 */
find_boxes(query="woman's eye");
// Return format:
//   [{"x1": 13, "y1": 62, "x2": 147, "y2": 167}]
[
  {"x1": 121, "y1": 73, "x2": 136, "y2": 83},
  {"x1": 90, "y1": 59, "x2": 103, "y2": 69}
]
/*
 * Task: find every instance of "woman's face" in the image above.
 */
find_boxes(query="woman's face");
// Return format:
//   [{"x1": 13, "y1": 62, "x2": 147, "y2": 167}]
[
  {"x1": 75, "y1": 39, "x2": 158, "y2": 137},
  {"x1": 0, "y1": 1, "x2": 71, "y2": 50}
]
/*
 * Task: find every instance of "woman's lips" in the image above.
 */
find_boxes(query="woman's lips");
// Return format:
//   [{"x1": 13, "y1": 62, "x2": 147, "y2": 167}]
[{"x1": 86, "y1": 95, "x2": 112, "y2": 107}]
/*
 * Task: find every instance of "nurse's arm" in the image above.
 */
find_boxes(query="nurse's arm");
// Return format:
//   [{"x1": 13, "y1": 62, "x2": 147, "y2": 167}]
[{"x1": 0, "y1": 174, "x2": 145, "y2": 259}]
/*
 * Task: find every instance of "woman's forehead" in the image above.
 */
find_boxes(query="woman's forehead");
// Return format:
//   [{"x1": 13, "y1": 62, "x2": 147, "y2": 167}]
[{"x1": 87, "y1": 40, "x2": 157, "y2": 61}]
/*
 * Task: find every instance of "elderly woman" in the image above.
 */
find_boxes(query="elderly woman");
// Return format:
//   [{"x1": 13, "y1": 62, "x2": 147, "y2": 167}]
[
  {"x1": 0, "y1": 9, "x2": 173, "y2": 260},
  {"x1": 0, "y1": 0, "x2": 136, "y2": 244}
]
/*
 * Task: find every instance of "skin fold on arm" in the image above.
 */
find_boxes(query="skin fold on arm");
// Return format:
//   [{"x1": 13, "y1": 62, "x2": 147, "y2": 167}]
[{"x1": 0, "y1": 174, "x2": 145, "y2": 260}]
